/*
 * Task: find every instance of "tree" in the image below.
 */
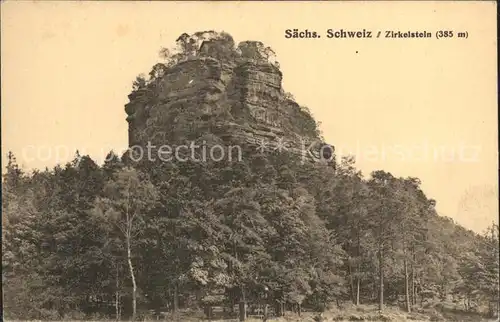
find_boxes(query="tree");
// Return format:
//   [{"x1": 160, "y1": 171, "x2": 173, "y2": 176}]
[
  {"x1": 2, "y1": 156, "x2": 41, "y2": 318},
  {"x1": 327, "y1": 156, "x2": 370, "y2": 306},
  {"x1": 92, "y1": 167, "x2": 159, "y2": 320},
  {"x1": 215, "y1": 187, "x2": 274, "y2": 320},
  {"x1": 238, "y1": 41, "x2": 266, "y2": 62},
  {"x1": 148, "y1": 63, "x2": 168, "y2": 82},
  {"x1": 366, "y1": 171, "x2": 400, "y2": 311},
  {"x1": 132, "y1": 74, "x2": 147, "y2": 92},
  {"x1": 389, "y1": 177, "x2": 428, "y2": 313},
  {"x1": 474, "y1": 224, "x2": 499, "y2": 317}
]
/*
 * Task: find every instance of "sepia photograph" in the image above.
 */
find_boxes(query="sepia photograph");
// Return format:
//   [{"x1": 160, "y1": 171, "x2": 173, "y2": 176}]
[{"x1": 1, "y1": 2, "x2": 498, "y2": 321}]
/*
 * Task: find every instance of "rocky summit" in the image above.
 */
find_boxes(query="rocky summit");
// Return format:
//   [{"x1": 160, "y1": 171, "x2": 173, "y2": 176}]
[{"x1": 124, "y1": 31, "x2": 335, "y2": 164}]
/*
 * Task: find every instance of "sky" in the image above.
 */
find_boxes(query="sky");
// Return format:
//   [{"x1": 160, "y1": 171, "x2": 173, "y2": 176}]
[{"x1": 1, "y1": 1, "x2": 498, "y2": 233}]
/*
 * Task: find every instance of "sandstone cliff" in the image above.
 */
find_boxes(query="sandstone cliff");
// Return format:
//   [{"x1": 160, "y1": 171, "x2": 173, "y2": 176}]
[{"x1": 125, "y1": 32, "x2": 334, "y2": 163}]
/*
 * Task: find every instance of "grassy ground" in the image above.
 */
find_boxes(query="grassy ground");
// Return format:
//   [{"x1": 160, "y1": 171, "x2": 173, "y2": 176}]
[{"x1": 5, "y1": 303, "x2": 498, "y2": 322}]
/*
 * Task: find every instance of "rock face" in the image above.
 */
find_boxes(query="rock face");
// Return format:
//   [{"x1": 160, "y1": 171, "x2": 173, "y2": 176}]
[{"x1": 125, "y1": 36, "x2": 334, "y2": 164}]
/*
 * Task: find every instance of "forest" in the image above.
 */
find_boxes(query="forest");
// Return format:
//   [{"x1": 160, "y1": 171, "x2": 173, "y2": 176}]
[
  {"x1": 3, "y1": 149, "x2": 498, "y2": 321},
  {"x1": 2, "y1": 31, "x2": 499, "y2": 321}
]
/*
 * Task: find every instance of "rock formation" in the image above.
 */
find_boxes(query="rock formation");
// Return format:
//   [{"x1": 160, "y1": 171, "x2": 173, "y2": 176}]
[{"x1": 125, "y1": 32, "x2": 335, "y2": 164}]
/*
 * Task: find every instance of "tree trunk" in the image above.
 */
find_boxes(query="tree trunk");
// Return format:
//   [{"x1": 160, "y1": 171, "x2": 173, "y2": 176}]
[
  {"x1": 115, "y1": 264, "x2": 120, "y2": 321},
  {"x1": 172, "y1": 283, "x2": 179, "y2": 313},
  {"x1": 411, "y1": 248, "x2": 416, "y2": 306},
  {"x1": 356, "y1": 277, "x2": 361, "y2": 305},
  {"x1": 411, "y1": 267, "x2": 416, "y2": 306},
  {"x1": 239, "y1": 287, "x2": 246, "y2": 321},
  {"x1": 298, "y1": 303, "x2": 302, "y2": 316},
  {"x1": 378, "y1": 245, "x2": 384, "y2": 312},
  {"x1": 172, "y1": 223, "x2": 179, "y2": 314},
  {"x1": 348, "y1": 262, "x2": 356, "y2": 304},
  {"x1": 404, "y1": 255, "x2": 411, "y2": 313},
  {"x1": 205, "y1": 306, "x2": 213, "y2": 319},
  {"x1": 238, "y1": 301, "x2": 246, "y2": 321},
  {"x1": 356, "y1": 230, "x2": 361, "y2": 306},
  {"x1": 126, "y1": 237, "x2": 137, "y2": 321}
]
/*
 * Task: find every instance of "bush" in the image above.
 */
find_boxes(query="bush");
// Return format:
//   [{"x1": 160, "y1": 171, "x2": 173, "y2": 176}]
[
  {"x1": 37, "y1": 308, "x2": 62, "y2": 320},
  {"x1": 62, "y1": 310, "x2": 87, "y2": 320}
]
